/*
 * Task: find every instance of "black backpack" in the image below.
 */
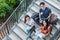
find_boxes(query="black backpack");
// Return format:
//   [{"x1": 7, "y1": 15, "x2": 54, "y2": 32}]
[{"x1": 31, "y1": 12, "x2": 40, "y2": 25}]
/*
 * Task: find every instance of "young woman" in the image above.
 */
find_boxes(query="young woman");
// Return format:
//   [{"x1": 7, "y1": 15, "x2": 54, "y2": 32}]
[
  {"x1": 35, "y1": 19, "x2": 52, "y2": 40},
  {"x1": 24, "y1": 15, "x2": 36, "y2": 40}
]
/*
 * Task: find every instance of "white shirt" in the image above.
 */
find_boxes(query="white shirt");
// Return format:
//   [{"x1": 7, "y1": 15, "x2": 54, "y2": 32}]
[{"x1": 26, "y1": 18, "x2": 35, "y2": 27}]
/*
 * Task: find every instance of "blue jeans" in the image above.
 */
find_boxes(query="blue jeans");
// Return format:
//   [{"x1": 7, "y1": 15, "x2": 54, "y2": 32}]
[
  {"x1": 34, "y1": 30, "x2": 45, "y2": 40},
  {"x1": 26, "y1": 31, "x2": 33, "y2": 40},
  {"x1": 35, "y1": 35, "x2": 44, "y2": 40},
  {"x1": 26, "y1": 26, "x2": 35, "y2": 40}
]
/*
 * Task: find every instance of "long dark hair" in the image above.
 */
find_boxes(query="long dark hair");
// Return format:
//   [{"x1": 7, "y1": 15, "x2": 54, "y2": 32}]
[
  {"x1": 42, "y1": 19, "x2": 50, "y2": 30},
  {"x1": 24, "y1": 15, "x2": 30, "y2": 23}
]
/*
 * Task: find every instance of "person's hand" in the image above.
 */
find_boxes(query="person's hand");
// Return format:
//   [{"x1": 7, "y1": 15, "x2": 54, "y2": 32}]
[
  {"x1": 39, "y1": 19, "x2": 42, "y2": 23},
  {"x1": 47, "y1": 16, "x2": 50, "y2": 19},
  {"x1": 40, "y1": 18, "x2": 42, "y2": 20},
  {"x1": 32, "y1": 23, "x2": 36, "y2": 27}
]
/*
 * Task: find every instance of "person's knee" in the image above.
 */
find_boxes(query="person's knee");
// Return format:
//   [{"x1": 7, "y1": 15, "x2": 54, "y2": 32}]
[{"x1": 35, "y1": 35, "x2": 39, "y2": 40}]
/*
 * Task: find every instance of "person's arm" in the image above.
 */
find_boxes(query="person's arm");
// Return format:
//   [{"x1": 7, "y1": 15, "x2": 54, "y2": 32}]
[
  {"x1": 47, "y1": 8, "x2": 52, "y2": 18},
  {"x1": 39, "y1": 9, "x2": 42, "y2": 20},
  {"x1": 46, "y1": 26, "x2": 51, "y2": 36},
  {"x1": 45, "y1": 31, "x2": 50, "y2": 36},
  {"x1": 31, "y1": 19, "x2": 36, "y2": 27},
  {"x1": 47, "y1": 13, "x2": 52, "y2": 18},
  {"x1": 37, "y1": 26, "x2": 42, "y2": 30},
  {"x1": 32, "y1": 23, "x2": 36, "y2": 27},
  {"x1": 39, "y1": 13, "x2": 41, "y2": 20}
]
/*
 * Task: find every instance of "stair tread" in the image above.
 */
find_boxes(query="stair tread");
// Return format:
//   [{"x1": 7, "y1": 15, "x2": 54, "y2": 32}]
[
  {"x1": 20, "y1": 11, "x2": 34, "y2": 21},
  {"x1": 45, "y1": 0, "x2": 60, "y2": 10},
  {"x1": 26, "y1": 11, "x2": 33, "y2": 17},
  {"x1": 51, "y1": 27, "x2": 57, "y2": 35},
  {"x1": 13, "y1": 27, "x2": 27, "y2": 40},
  {"x1": 20, "y1": 14, "x2": 25, "y2": 21},
  {"x1": 17, "y1": 22, "x2": 27, "y2": 33},
  {"x1": 58, "y1": 38, "x2": 60, "y2": 40},
  {"x1": 35, "y1": 1, "x2": 40, "y2": 5},
  {"x1": 30, "y1": 5, "x2": 39, "y2": 12},
  {"x1": 35, "y1": 0, "x2": 43, "y2": 6},
  {"x1": 55, "y1": 23, "x2": 60, "y2": 29},
  {"x1": 52, "y1": 11, "x2": 60, "y2": 20},
  {"x1": 8, "y1": 32, "x2": 20, "y2": 40},
  {"x1": 2, "y1": 36, "x2": 11, "y2": 40}
]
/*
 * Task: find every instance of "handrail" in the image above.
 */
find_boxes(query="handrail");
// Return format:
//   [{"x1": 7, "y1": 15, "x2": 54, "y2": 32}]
[
  {"x1": 0, "y1": 0, "x2": 33, "y2": 39},
  {"x1": 0, "y1": 0, "x2": 23, "y2": 30}
]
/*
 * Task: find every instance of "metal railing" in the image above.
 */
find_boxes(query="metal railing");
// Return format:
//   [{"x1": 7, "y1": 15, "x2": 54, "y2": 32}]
[
  {"x1": 0, "y1": 0, "x2": 33, "y2": 40},
  {"x1": 57, "y1": 0, "x2": 60, "y2": 2}
]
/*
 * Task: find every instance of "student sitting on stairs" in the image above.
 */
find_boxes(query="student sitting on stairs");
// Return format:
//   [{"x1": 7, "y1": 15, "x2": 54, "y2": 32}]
[
  {"x1": 24, "y1": 15, "x2": 36, "y2": 40},
  {"x1": 35, "y1": 19, "x2": 52, "y2": 40}
]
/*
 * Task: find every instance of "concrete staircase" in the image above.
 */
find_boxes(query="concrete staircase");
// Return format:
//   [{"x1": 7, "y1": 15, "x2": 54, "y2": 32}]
[{"x1": 2, "y1": 0, "x2": 60, "y2": 40}]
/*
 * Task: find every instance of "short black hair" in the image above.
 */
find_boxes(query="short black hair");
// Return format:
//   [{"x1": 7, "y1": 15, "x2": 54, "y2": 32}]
[{"x1": 40, "y1": 2, "x2": 45, "y2": 5}]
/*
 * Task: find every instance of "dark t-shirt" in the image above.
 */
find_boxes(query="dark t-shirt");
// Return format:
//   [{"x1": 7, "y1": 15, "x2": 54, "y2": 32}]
[{"x1": 39, "y1": 7, "x2": 51, "y2": 18}]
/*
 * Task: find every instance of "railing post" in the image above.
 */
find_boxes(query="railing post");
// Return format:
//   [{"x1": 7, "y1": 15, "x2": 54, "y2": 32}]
[
  {"x1": 15, "y1": 11, "x2": 19, "y2": 23},
  {"x1": 6, "y1": 24, "x2": 9, "y2": 34},
  {"x1": 24, "y1": 0, "x2": 26, "y2": 11}
]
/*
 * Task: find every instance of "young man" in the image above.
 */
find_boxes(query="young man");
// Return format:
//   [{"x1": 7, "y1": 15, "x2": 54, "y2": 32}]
[{"x1": 39, "y1": 2, "x2": 52, "y2": 20}]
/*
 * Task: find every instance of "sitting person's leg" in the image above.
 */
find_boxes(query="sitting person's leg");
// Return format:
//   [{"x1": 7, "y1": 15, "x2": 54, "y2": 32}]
[
  {"x1": 38, "y1": 33, "x2": 45, "y2": 40},
  {"x1": 34, "y1": 31, "x2": 40, "y2": 40},
  {"x1": 35, "y1": 29, "x2": 42, "y2": 40},
  {"x1": 35, "y1": 32, "x2": 45, "y2": 40},
  {"x1": 35, "y1": 35, "x2": 39, "y2": 40},
  {"x1": 26, "y1": 30, "x2": 33, "y2": 40},
  {"x1": 32, "y1": 26, "x2": 36, "y2": 32},
  {"x1": 26, "y1": 26, "x2": 36, "y2": 40}
]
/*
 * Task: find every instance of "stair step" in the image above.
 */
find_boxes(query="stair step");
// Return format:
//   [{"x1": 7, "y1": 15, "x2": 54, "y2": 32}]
[
  {"x1": 20, "y1": 13, "x2": 25, "y2": 21},
  {"x1": 26, "y1": 11, "x2": 33, "y2": 17},
  {"x1": 17, "y1": 22, "x2": 27, "y2": 34},
  {"x1": 20, "y1": 11, "x2": 34, "y2": 21},
  {"x1": 55, "y1": 23, "x2": 60, "y2": 29},
  {"x1": 52, "y1": 11, "x2": 60, "y2": 20},
  {"x1": 30, "y1": 5, "x2": 39, "y2": 12},
  {"x1": 45, "y1": 36, "x2": 50, "y2": 40},
  {"x1": 51, "y1": 27, "x2": 57, "y2": 35},
  {"x1": 33, "y1": 3, "x2": 40, "y2": 9},
  {"x1": 45, "y1": 27, "x2": 58, "y2": 39},
  {"x1": 44, "y1": 0, "x2": 60, "y2": 13},
  {"x1": 8, "y1": 32, "x2": 21, "y2": 40},
  {"x1": 53, "y1": 0, "x2": 60, "y2": 5},
  {"x1": 35, "y1": 1, "x2": 40, "y2": 6},
  {"x1": 44, "y1": 0, "x2": 60, "y2": 10},
  {"x1": 58, "y1": 38, "x2": 60, "y2": 40},
  {"x1": 34, "y1": 0, "x2": 43, "y2": 6},
  {"x1": 13, "y1": 27, "x2": 27, "y2": 40},
  {"x1": 2, "y1": 36, "x2": 11, "y2": 40}
]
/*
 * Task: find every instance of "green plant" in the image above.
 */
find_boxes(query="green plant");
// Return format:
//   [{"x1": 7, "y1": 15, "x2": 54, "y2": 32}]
[
  {"x1": 0, "y1": 2, "x2": 13, "y2": 19},
  {"x1": 0, "y1": 13, "x2": 6, "y2": 18},
  {"x1": 5, "y1": 0, "x2": 22, "y2": 9},
  {"x1": 0, "y1": 0, "x2": 5, "y2": 3}
]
